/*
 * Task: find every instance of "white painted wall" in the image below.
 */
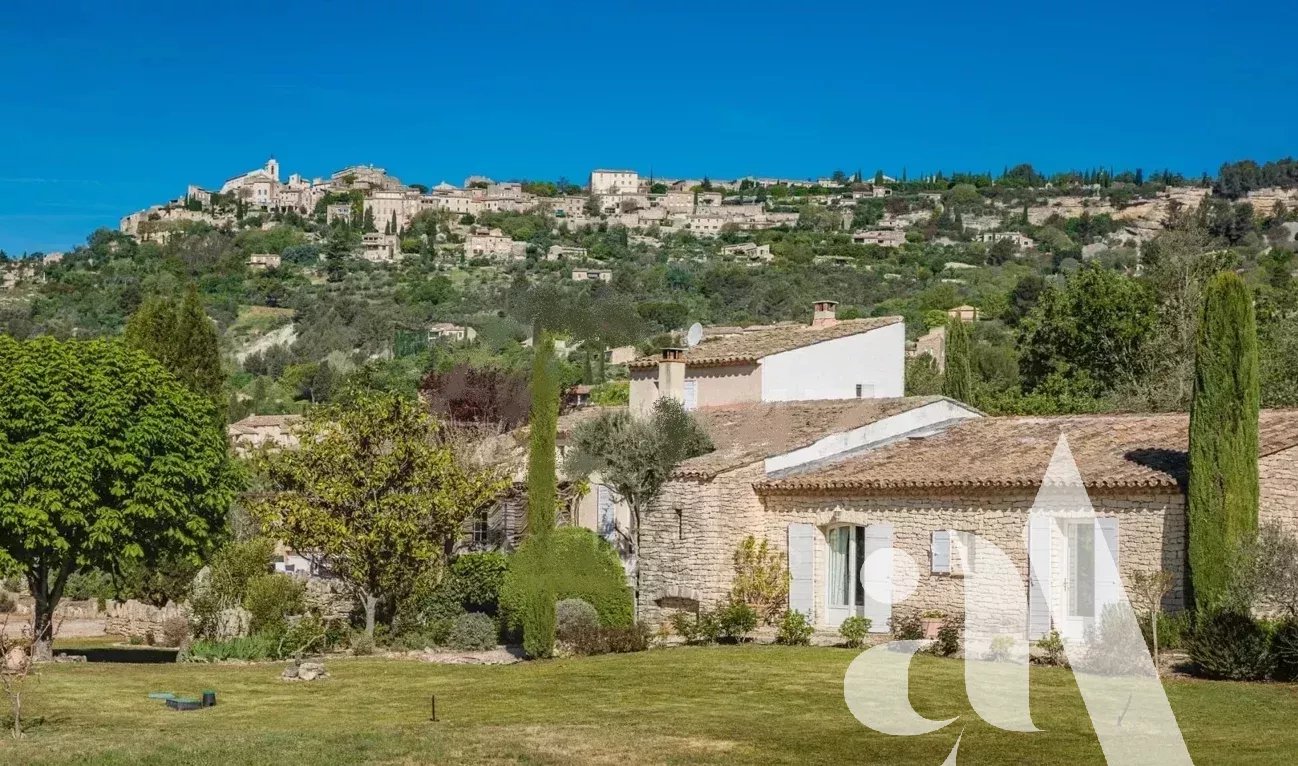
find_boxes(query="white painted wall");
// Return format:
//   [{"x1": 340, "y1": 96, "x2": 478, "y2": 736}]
[
  {"x1": 759, "y1": 322, "x2": 905, "y2": 402},
  {"x1": 763, "y1": 399, "x2": 981, "y2": 475}
]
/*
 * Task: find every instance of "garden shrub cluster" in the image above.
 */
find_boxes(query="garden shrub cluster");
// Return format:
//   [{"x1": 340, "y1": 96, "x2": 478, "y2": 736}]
[
  {"x1": 1190, "y1": 610, "x2": 1276, "y2": 681},
  {"x1": 775, "y1": 610, "x2": 814, "y2": 645},
  {"x1": 669, "y1": 601, "x2": 758, "y2": 644},
  {"x1": 564, "y1": 622, "x2": 651, "y2": 655},
  {"x1": 500, "y1": 528, "x2": 633, "y2": 634},
  {"x1": 839, "y1": 616, "x2": 871, "y2": 648},
  {"x1": 556, "y1": 598, "x2": 599, "y2": 640},
  {"x1": 447, "y1": 612, "x2": 498, "y2": 651}
]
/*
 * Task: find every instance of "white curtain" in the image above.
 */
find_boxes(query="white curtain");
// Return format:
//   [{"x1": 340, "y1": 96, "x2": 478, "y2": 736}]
[{"x1": 828, "y1": 527, "x2": 848, "y2": 606}]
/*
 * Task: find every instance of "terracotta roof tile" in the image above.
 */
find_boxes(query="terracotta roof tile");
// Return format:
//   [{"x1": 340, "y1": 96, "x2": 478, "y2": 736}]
[
  {"x1": 627, "y1": 316, "x2": 903, "y2": 369},
  {"x1": 756, "y1": 410, "x2": 1298, "y2": 493}
]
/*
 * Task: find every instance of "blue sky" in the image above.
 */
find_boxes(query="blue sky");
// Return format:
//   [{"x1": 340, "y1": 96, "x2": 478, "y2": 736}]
[{"x1": 2, "y1": 0, "x2": 1295, "y2": 254}]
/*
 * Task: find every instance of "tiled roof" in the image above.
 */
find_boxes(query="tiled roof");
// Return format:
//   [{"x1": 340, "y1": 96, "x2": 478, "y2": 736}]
[
  {"x1": 627, "y1": 316, "x2": 903, "y2": 369},
  {"x1": 673, "y1": 396, "x2": 946, "y2": 479},
  {"x1": 229, "y1": 414, "x2": 302, "y2": 430},
  {"x1": 756, "y1": 410, "x2": 1298, "y2": 494}
]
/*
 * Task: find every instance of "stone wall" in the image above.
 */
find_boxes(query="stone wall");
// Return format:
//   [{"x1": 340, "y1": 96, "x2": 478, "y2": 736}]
[
  {"x1": 1261, "y1": 445, "x2": 1298, "y2": 535},
  {"x1": 637, "y1": 466, "x2": 1188, "y2": 635},
  {"x1": 638, "y1": 462, "x2": 766, "y2": 629},
  {"x1": 760, "y1": 488, "x2": 1186, "y2": 630},
  {"x1": 104, "y1": 600, "x2": 189, "y2": 640}
]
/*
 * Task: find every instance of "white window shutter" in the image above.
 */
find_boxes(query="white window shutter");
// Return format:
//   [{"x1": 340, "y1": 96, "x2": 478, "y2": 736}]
[
  {"x1": 683, "y1": 380, "x2": 698, "y2": 411},
  {"x1": 596, "y1": 485, "x2": 616, "y2": 539},
  {"x1": 1028, "y1": 515, "x2": 1053, "y2": 640},
  {"x1": 861, "y1": 523, "x2": 894, "y2": 632},
  {"x1": 787, "y1": 524, "x2": 815, "y2": 618},
  {"x1": 931, "y1": 530, "x2": 951, "y2": 574},
  {"x1": 1095, "y1": 517, "x2": 1120, "y2": 615}
]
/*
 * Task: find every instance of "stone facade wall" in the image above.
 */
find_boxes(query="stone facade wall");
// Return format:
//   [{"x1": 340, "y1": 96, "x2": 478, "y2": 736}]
[
  {"x1": 104, "y1": 600, "x2": 190, "y2": 640},
  {"x1": 638, "y1": 462, "x2": 766, "y2": 629},
  {"x1": 761, "y1": 489, "x2": 1187, "y2": 630},
  {"x1": 1261, "y1": 445, "x2": 1298, "y2": 535}
]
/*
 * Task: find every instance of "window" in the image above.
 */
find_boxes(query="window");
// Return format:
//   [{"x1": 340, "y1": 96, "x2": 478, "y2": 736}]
[
  {"x1": 471, "y1": 508, "x2": 492, "y2": 548},
  {"x1": 954, "y1": 530, "x2": 977, "y2": 576},
  {"x1": 1068, "y1": 522, "x2": 1096, "y2": 618},
  {"x1": 855, "y1": 384, "x2": 863, "y2": 398}
]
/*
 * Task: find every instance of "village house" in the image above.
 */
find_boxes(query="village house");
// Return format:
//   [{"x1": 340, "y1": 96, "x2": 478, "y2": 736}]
[
  {"x1": 589, "y1": 169, "x2": 640, "y2": 196},
  {"x1": 572, "y1": 268, "x2": 613, "y2": 283},
  {"x1": 911, "y1": 325, "x2": 946, "y2": 371},
  {"x1": 946, "y1": 304, "x2": 980, "y2": 322},
  {"x1": 360, "y1": 233, "x2": 401, "y2": 263},
  {"x1": 325, "y1": 203, "x2": 354, "y2": 225},
  {"x1": 975, "y1": 231, "x2": 1036, "y2": 250},
  {"x1": 547, "y1": 245, "x2": 588, "y2": 260},
  {"x1": 626, "y1": 302, "x2": 905, "y2": 415},
  {"x1": 638, "y1": 411, "x2": 1298, "y2": 639},
  {"x1": 719, "y1": 242, "x2": 773, "y2": 263},
  {"x1": 248, "y1": 253, "x2": 282, "y2": 271},
  {"x1": 428, "y1": 322, "x2": 477, "y2": 343},
  {"x1": 228, "y1": 414, "x2": 302, "y2": 456},
  {"x1": 852, "y1": 229, "x2": 906, "y2": 248},
  {"x1": 464, "y1": 227, "x2": 527, "y2": 260}
]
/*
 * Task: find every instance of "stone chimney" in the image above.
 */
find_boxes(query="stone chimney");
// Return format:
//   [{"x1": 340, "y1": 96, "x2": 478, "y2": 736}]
[
  {"x1": 812, "y1": 300, "x2": 839, "y2": 327},
  {"x1": 657, "y1": 348, "x2": 686, "y2": 404}
]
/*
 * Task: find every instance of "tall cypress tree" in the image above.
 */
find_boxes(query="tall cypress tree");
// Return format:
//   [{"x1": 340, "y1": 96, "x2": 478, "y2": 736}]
[
  {"x1": 1188, "y1": 272, "x2": 1260, "y2": 612},
  {"x1": 521, "y1": 332, "x2": 559, "y2": 658},
  {"x1": 942, "y1": 317, "x2": 974, "y2": 403}
]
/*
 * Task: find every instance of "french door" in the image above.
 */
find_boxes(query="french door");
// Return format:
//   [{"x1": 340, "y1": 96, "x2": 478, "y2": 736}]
[{"x1": 826, "y1": 524, "x2": 892, "y2": 632}]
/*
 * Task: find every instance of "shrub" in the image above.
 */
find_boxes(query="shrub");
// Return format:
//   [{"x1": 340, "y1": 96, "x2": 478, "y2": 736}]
[
  {"x1": 242, "y1": 574, "x2": 306, "y2": 635},
  {"x1": 1035, "y1": 631, "x2": 1066, "y2": 666},
  {"x1": 63, "y1": 570, "x2": 116, "y2": 601},
  {"x1": 1190, "y1": 610, "x2": 1275, "y2": 681},
  {"x1": 1085, "y1": 603, "x2": 1151, "y2": 676},
  {"x1": 185, "y1": 633, "x2": 279, "y2": 662},
  {"x1": 448, "y1": 612, "x2": 498, "y2": 651},
  {"x1": 985, "y1": 634, "x2": 1015, "y2": 662},
  {"x1": 449, "y1": 552, "x2": 509, "y2": 616},
  {"x1": 394, "y1": 574, "x2": 466, "y2": 638},
  {"x1": 160, "y1": 616, "x2": 191, "y2": 648},
  {"x1": 190, "y1": 538, "x2": 275, "y2": 638},
  {"x1": 500, "y1": 527, "x2": 633, "y2": 631},
  {"x1": 556, "y1": 598, "x2": 599, "y2": 640},
  {"x1": 671, "y1": 609, "x2": 720, "y2": 644},
  {"x1": 839, "y1": 616, "x2": 871, "y2": 648},
  {"x1": 775, "y1": 610, "x2": 814, "y2": 646},
  {"x1": 716, "y1": 601, "x2": 758, "y2": 643},
  {"x1": 567, "y1": 623, "x2": 651, "y2": 655},
  {"x1": 1269, "y1": 618, "x2": 1298, "y2": 681},
  {"x1": 730, "y1": 537, "x2": 789, "y2": 624},
  {"x1": 0, "y1": 591, "x2": 15, "y2": 613},
  {"x1": 1141, "y1": 610, "x2": 1189, "y2": 653},
  {"x1": 891, "y1": 608, "x2": 924, "y2": 640},
  {"x1": 350, "y1": 630, "x2": 376, "y2": 656},
  {"x1": 280, "y1": 613, "x2": 333, "y2": 657},
  {"x1": 930, "y1": 614, "x2": 962, "y2": 657}
]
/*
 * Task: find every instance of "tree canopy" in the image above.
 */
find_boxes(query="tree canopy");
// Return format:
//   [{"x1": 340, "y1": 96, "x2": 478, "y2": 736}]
[{"x1": 0, "y1": 335, "x2": 235, "y2": 656}]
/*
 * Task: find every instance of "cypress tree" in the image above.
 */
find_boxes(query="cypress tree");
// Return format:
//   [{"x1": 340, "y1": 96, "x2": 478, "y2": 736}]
[
  {"x1": 124, "y1": 285, "x2": 224, "y2": 405},
  {"x1": 1188, "y1": 272, "x2": 1260, "y2": 612},
  {"x1": 521, "y1": 332, "x2": 559, "y2": 658},
  {"x1": 942, "y1": 317, "x2": 974, "y2": 403}
]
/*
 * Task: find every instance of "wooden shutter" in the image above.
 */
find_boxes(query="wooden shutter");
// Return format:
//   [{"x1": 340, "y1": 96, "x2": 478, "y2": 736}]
[
  {"x1": 931, "y1": 530, "x2": 951, "y2": 574},
  {"x1": 861, "y1": 523, "x2": 894, "y2": 632},
  {"x1": 1095, "y1": 517, "x2": 1120, "y2": 615},
  {"x1": 788, "y1": 523, "x2": 816, "y2": 618},
  {"x1": 1028, "y1": 515, "x2": 1053, "y2": 640}
]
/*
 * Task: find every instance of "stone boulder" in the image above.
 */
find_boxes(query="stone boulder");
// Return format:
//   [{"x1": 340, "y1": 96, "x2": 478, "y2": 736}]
[{"x1": 281, "y1": 659, "x2": 328, "y2": 682}]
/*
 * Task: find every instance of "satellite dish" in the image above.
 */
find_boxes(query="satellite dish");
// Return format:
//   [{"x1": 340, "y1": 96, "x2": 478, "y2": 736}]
[{"x1": 685, "y1": 322, "x2": 703, "y2": 348}]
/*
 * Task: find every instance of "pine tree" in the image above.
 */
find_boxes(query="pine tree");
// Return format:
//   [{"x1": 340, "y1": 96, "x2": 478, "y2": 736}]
[
  {"x1": 521, "y1": 332, "x2": 560, "y2": 657},
  {"x1": 124, "y1": 285, "x2": 224, "y2": 405},
  {"x1": 1188, "y1": 272, "x2": 1260, "y2": 612},
  {"x1": 941, "y1": 317, "x2": 973, "y2": 403}
]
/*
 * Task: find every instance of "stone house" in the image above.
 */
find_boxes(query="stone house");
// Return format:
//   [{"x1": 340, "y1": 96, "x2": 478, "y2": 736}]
[
  {"x1": 248, "y1": 253, "x2": 281, "y2": 270},
  {"x1": 626, "y1": 302, "x2": 905, "y2": 415},
  {"x1": 464, "y1": 227, "x2": 527, "y2": 261},
  {"x1": 639, "y1": 411, "x2": 1298, "y2": 639},
  {"x1": 572, "y1": 268, "x2": 613, "y2": 283},
  {"x1": 852, "y1": 229, "x2": 906, "y2": 247},
  {"x1": 946, "y1": 304, "x2": 980, "y2": 322},
  {"x1": 228, "y1": 414, "x2": 302, "y2": 456}
]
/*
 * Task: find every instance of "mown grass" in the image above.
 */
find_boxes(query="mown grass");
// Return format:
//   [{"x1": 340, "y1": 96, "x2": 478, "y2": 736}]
[{"x1": 3, "y1": 645, "x2": 1296, "y2": 764}]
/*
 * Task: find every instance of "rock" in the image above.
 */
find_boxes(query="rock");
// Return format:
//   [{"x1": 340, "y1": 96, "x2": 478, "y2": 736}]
[
  {"x1": 4, "y1": 646, "x2": 29, "y2": 673},
  {"x1": 281, "y1": 659, "x2": 327, "y2": 682}
]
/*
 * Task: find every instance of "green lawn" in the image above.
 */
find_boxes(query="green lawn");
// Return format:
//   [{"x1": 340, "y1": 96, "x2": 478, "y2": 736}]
[{"x1": 4, "y1": 646, "x2": 1296, "y2": 764}]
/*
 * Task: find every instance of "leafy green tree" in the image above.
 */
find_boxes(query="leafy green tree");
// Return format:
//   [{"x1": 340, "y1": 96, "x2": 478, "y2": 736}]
[
  {"x1": 942, "y1": 318, "x2": 973, "y2": 402},
  {"x1": 565, "y1": 398, "x2": 713, "y2": 607},
  {"x1": 251, "y1": 392, "x2": 508, "y2": 635},
  {"x1": 123, "y1": 285, "x2": 224, "y2": 404},
  {"x1": 0, "y1": 336, "x2": 235, "y2": 658},
  {"x1": 1017, "y1": 266, "x2": 1157, "y2": 396},
  {"x1": 1188, "y1": 272, "x2": 1260, "y2": 611}
]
